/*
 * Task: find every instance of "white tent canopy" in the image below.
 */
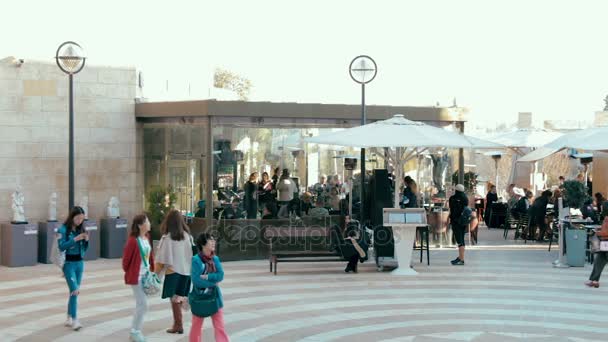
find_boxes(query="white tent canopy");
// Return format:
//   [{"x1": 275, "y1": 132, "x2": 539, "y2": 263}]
[
  {"x1": 485, "y1": 128, "x2": 563, "y2": 193},
  {"x1": 304, "y1": 114, "x2": 503, "y2": 208},
  {"x1": 519, "y1": 126, "x2": 608, "y2": 162},
  {"x1": 488, "y1": 128, "x2": 563, "y2": 151},
  {"x1": 517, "y1": 147, "x2": 561, "y2": 163}
]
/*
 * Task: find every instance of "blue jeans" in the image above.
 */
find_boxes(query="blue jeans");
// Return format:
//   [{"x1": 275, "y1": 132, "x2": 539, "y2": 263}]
[{"x1": 63, "y1": 260, "x2": 84, "y2": 318}]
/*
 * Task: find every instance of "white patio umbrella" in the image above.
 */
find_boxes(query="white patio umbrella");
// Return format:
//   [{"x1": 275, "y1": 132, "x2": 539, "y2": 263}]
[
  {"x1": 305, "y1": 114, "x2": 503, "y2": 208},
  {"x1": 307, "y1": 114, "x2": 501, "y2": 149}
]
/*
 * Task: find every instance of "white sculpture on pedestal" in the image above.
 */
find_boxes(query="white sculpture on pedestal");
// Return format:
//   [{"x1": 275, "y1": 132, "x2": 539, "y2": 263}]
[
  {"x1": 48, "y1": 192, "x2": 58, "y2": 222},
  {"x1": 79, "y1": 196, "x2": 89, "y2": 220},
  {"x1": 107, "y1": 196, "x2": 120, "y2": 218},
  {"x1": 11, "y1": 186, "x2": 26, "y2": 223}
]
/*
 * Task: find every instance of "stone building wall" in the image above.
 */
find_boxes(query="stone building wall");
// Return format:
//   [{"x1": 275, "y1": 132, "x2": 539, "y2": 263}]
[{"x1": 0, "y1": 57, "x2": 142, "y2": 224}]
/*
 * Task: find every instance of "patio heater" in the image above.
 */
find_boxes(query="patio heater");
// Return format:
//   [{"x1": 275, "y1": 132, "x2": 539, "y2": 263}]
[
  {"x1": 56, "y1": 42, "x2": 86, "y2": 211},
  {"x1": 573, "y1": 153, "x2": 593, "y2": 185},
  {"x1": 349, "y1": 55, "x2": 377, "y2": 224}
]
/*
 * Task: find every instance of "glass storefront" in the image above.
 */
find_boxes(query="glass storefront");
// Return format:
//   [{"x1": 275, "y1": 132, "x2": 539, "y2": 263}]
[{"x1": 142, "y1": 117, "x2": 462, "y2": 219}]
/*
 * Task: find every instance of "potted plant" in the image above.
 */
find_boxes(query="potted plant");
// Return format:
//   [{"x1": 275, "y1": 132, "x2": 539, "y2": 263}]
[
  {"x1": 562, "y1": 180, "x2": 590, "y2": 210},
  {"x1": 146, "y1": 185, "x2": 177, "y2": 240},
  {"x1": 451, "y1": 171, "x2": 478, "y2": 195},
  {"x1": 561, "y1": 180, "x2": 591, "y2": 266}
]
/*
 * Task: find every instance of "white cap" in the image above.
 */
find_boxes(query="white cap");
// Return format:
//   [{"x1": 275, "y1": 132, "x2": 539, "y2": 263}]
[
  {"x1": 455, "y1": 184, "x2": 465, "y2": 192},
  {"x1": 513, "y1": 187, "x2": 525, "y2": 197}
]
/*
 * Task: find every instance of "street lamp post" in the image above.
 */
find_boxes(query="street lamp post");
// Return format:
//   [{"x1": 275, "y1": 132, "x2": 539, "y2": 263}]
[
  {"x1": 56, "y1": 42, "x2": 86, "y2": 210},
  {"x1": 349, "y1": 55, "x2": 377, "y2": 226}
]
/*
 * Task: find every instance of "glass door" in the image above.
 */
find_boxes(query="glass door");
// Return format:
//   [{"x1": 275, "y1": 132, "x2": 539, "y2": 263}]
[{"x1": 168, "y1": 153, "x2": 201, "y2": 216}]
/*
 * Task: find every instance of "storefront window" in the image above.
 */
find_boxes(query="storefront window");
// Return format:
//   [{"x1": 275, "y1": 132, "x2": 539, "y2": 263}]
[{"x1": 142, "y1": 119, "x2": 458, "y2": 219}]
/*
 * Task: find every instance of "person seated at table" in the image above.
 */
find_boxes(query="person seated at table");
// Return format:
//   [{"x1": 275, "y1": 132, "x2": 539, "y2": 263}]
[
  {"x1": 311, "y1": 175, "x2": 328, "y2": 202},
  {"x1": 261, "y1": 202, "x2": 277, "y2": 220},
  {"x1": 300, "y1": 192, "x2": 314, "y2": 216},
  {"x1": 328, "y1": 187, "x2": 341, "y2": 210},
  {"x1": 595, "y1": 193, "x2": 608, "y2": 221},
  {"x1": 512, "y1": 190, "x2": 532, "y2": 220},
  {"x1": 309, "y1": 198, "x2": 330, "y2": 217},
  {"x1": 507, "y1": 184, "x2": 519, "y2": 210},
  {"x1": 582, "y1": 198, "x2": 599, "y2": 223},
  {"x1": 529, "y1": 190, "x2": 553, "y2": 241},
  {"x1": 223, "y1": 198, "x2": 244, "y2": 219}
]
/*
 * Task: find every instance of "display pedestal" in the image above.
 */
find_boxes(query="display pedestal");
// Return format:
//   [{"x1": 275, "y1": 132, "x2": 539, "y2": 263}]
[
  {"x1": 38, "y1": 221, "x2": 61, "y2": 264},
  {"x1": 391, "y1": 224, "x2": 417, "y2": 275},
  {"x1": 1, "y1": 223, "x2": 38, "y2": 267},
  {"x1": 83, "y1": 220, "x2": 99, "y2": 261},
  {"x1": 100, "y1": 218, "x2": 128, "y2": 258}
]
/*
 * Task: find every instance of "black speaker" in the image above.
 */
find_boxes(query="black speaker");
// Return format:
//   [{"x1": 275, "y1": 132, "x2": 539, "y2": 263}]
[
  {"x1": 369, "y1": 169, "x2": 392, "y2": 228},
  {"x1": 374, "y1": 225, "x2": 394, "y2": 258},
  {"x1": 344, "y1": 158, "x2": 357, "y2": 170}
]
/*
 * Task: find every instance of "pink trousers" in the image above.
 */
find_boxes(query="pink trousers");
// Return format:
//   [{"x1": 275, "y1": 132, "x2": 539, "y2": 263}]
[{"x1": 189, "y1": 309, "x2": 229, "y2": 342}]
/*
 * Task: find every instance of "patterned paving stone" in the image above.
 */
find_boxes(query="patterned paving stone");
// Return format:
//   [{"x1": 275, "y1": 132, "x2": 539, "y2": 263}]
[{"x1": 0, "y1": 228, "x2": 606, "y2": 341}]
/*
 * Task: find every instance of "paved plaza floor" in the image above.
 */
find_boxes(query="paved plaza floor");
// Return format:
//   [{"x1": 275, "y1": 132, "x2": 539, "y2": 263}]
[{"x1": 1, "y1": 228, "x2": 606, "y2": 342}]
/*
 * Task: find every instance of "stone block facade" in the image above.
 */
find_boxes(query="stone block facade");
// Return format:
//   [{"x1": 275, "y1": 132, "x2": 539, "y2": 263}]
[{"x1": 0, "y1": 57, "x2": 142, "y2": 224}]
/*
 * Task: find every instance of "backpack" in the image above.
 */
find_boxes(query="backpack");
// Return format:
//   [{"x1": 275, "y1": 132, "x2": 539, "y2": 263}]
[{"x1": 458, "y1": 206, "x2": 473, "y2": 226}]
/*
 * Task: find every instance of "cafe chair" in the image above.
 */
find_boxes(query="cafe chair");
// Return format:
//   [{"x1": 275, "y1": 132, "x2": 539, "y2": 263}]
[{"x1": 413, "y1": 226, "x2": 430, "y2": 265}]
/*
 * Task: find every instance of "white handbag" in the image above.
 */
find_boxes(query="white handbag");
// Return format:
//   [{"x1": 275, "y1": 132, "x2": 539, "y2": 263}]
[{"x1": 50, "y1": 231, "x2": 65, "y2": 270}]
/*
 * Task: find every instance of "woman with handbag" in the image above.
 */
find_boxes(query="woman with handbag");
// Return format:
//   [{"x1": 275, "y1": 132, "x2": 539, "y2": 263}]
[
  {"x1": 586, "y1": 217, "x2": 608, "y2": 288},
  {"x1": 122, "y1": 214, "x2": 156, "y2": 342},
  {"x1": 154, "y1": 209, "x2": 195, "y2": 334},
  {"x1": 189, "y1": 233, "x2": 229, "y2": 342},
  {"x1": 57, "y1": 206, "x2": 88, "y2": 331}
]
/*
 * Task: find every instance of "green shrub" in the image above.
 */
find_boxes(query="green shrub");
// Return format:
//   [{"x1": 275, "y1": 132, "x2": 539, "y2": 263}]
[
  {"x1": 146, "y1": 185, "x2": 177, "y2": 239},
  {"x1": 562, "y1": 180, "x2": 590, "y2": 209}
]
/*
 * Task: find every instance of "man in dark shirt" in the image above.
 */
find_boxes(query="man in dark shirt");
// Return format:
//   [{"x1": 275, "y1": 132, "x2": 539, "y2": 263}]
[
  {"x1": 484, "y1": 185, "x2": 498, "y2": 227},
  {"x1": 530, "y1": 190, "x2": 552, "y2": 241},
  {"x1": 449, "y1": 184, "x2": 469, "y2": 265}
]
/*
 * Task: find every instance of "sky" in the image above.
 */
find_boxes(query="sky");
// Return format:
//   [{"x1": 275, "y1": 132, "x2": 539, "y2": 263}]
[{"x1": 2, "y1": 0, "x2": 608, "y2": 128}]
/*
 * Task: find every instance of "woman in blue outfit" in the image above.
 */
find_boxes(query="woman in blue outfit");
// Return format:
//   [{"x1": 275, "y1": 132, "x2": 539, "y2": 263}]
[
  {"x1": 189, "y1": 233, "x2": 229, "y2": 341},
  {"x1": 57, "y1": 206, "x2": 89, "y2": 331}
]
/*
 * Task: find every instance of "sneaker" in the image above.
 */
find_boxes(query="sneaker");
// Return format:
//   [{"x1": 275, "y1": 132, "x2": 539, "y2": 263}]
[
  {"x1": 72, "y1": 319, "x2": 83, "y2": 331},
  {"x1": 452, "y1": 259, "x2": 465, "y2": 266},
  {"x1": 130, "y1": 331, "x2": 146, "y2": 342},
  {"x1": 64, "y1": 317, "x2": 72, "y2": 327},
  {"x1": 450, "y1": 258, "x2": 460, "y2": 265}
]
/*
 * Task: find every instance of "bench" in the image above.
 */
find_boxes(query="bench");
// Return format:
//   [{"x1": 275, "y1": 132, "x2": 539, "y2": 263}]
[{"x1": 265, "y1": 225, "x2": 344, "y2": 275}]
